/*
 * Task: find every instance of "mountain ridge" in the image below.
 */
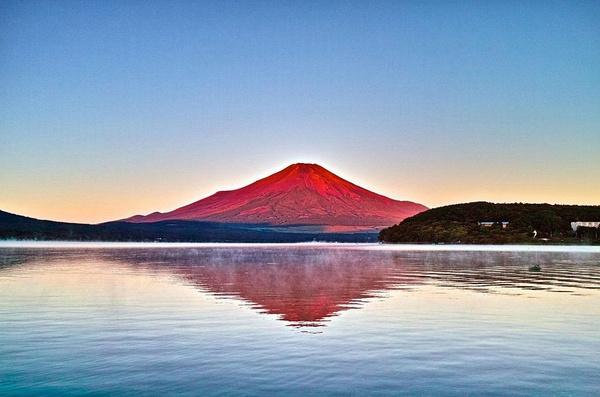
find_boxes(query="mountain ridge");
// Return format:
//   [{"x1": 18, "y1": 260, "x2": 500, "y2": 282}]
[{"x1": 0, "y1": 209, "x2": 378, "y2": 242}]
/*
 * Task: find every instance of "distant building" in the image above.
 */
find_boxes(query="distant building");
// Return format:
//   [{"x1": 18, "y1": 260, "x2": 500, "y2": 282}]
[
  {"x1": 570, "y1": 222, "x2": 600, "y2": 232},
  {"x1": 478, "y1": 221, "x2": 509, "y2": 229}
]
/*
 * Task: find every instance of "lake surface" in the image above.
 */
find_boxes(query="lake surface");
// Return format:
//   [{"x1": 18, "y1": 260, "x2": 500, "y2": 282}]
[{"x1": 1, "y1": 243, "x2": 599, "y2": 396}]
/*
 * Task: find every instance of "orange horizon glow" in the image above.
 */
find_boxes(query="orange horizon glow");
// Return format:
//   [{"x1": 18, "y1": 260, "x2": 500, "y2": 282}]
[{"x1": 2, "y1": 160, "x2": 599, "y2": 224}]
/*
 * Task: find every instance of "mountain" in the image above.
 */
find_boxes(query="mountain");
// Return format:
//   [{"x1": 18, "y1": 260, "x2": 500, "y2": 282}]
[
  {"x1": 125, "y1": 163, "x2": 427, "y2": 231},
  {"x1": 379, "y1": 202, "x2": 600, "y2": 244}
]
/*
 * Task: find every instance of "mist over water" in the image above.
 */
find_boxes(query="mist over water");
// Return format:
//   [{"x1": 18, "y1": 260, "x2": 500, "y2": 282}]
[{"x1": 1, "y1": 244, "x2": 599, "y2": 396}]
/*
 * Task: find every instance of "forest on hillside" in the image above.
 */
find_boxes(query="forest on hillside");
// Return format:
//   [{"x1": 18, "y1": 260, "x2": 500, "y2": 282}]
[{"x1": 379, "y1": 202, "x2": 600, "y2": 244}]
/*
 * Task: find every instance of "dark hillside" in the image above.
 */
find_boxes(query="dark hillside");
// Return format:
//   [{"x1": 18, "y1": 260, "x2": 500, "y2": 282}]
[
  {"x1": 0, "y1": 210, "x2": 377, "y2": 243},
  {"x1": 379, "y1": 202, "x2": 600, "y2": 244}
]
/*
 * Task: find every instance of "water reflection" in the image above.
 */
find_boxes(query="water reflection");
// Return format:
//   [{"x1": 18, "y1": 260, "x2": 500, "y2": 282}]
[
  {"x1": 153, "y1": 250, "x2": 405, "y2": 327},
  {"x1": 2, "y1": 246, "x2": 600, "y2": 328}
]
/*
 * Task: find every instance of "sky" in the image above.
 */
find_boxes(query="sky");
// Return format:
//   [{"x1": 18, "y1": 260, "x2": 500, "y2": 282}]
[{"x1": 1, "y1": 0, "x2": 599, "y2": 223}]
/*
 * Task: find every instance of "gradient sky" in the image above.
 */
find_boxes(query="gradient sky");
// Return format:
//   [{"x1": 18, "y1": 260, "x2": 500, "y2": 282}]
[{"x1": 1, "y1": 1, "x2": 599, "y2": 223}]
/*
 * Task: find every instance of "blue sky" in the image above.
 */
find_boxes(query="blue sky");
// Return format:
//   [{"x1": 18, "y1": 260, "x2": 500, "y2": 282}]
[{"x1": 1, "y1": 1, "x2": 599, "y2": 222}]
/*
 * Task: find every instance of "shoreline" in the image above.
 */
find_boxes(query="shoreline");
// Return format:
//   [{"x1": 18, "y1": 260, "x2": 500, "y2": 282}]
[{"x1": 1, "y1": 240, "x2": 600, "y2": 252}]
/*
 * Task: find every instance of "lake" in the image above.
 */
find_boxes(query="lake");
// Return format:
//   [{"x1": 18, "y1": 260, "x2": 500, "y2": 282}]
[{"x1": 1, "y1": 243, "x2": 599, "y2": 396}]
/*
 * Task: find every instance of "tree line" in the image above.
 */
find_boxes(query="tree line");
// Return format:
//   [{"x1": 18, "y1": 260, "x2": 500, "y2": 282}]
[{"x1": 379, "y1": 202, "x2": 600, "y2": 244}]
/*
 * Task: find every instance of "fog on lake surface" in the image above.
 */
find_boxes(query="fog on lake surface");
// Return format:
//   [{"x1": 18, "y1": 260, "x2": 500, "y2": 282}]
[{"x1": 1, "y1": 243, "x2": 599, "y2": 396}]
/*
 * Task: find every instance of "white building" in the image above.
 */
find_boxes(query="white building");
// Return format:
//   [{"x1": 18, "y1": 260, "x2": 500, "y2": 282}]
[
  {"x1": 478, "y1": 221, "x2": 509, "y2": 229},
  {"x1": 571, "y1": 222, "x2": 600, "y2": 232}
]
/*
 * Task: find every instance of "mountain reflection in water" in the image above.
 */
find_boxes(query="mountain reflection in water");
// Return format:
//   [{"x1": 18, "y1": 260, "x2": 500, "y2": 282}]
[{"x1": 3, "y1": 245, "x2": 600, "y2": 328}]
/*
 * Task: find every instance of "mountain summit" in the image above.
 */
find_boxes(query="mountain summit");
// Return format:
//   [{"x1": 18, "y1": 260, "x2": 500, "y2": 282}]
[{"x1": 125, "y1": 163, "x2": 427, "y2": 231}]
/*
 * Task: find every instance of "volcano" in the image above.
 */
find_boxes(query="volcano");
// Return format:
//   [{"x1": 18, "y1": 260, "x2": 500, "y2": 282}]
[{"x1": 125, "y1": 163, "x2": 427, "y2": 231}]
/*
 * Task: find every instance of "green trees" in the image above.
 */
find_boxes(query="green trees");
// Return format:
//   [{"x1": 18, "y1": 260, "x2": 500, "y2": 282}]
[{"x1": 379, "y1": 202, "x2": 600, "y2": 244}]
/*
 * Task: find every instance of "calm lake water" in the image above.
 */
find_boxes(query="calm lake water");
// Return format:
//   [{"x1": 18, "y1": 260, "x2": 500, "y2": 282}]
[{"x1": 1, "y1": 243, "x2": 599, "y2": 396}]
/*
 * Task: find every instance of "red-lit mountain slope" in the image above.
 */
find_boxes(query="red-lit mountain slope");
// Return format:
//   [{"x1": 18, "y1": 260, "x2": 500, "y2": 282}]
[{"x1": 125, "y1": 163, "x2": 427, "y2": 230}]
